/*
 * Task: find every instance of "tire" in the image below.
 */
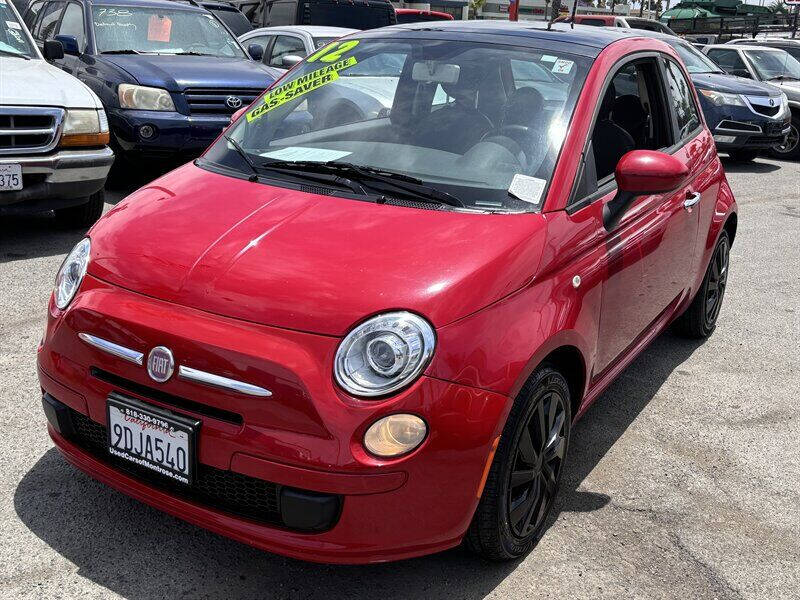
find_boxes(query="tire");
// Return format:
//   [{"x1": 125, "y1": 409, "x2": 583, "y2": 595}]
[
  {"x1": 727, "y1": 149, "x2": 759, "y2": 163},
  {"x1": 675, "y1": 230, "x2": 730, "y2": 339},
  {"x1": 466, "y1": 366, "x2": 571, "y2": 561},
  {"x1": 770, "y1": 115, "x2": 800, "y2": 160},
  {"x1": 55, "y1": 189, "x2": 105, "y2": 228}
]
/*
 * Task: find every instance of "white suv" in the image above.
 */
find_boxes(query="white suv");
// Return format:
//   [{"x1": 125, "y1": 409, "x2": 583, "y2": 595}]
[{"x1": 0, "y1": 1, "x2": 113, "y2": 226}]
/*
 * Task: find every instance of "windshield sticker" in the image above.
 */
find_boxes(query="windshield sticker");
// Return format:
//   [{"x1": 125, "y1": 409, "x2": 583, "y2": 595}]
[
  {"x1": 540, "y1": 55, "x2": 557, "y2": 63},
  {"x1": 246, "y1": 56, "x2": 358, "y2": 123},
  {"x1": 508, "y1": 174, "x2": 546, "y2": 206},
  {"x1": 305, "y1": 39, "x2": 360, "y2": 64},
  {"x1": 147, "y1": 15, "x2": 172, "y2": 42},
  {"x1": 6, "y1": 20, "x2": 21, "y2": 29},
  {"x1": 261, "y1": 147, "x2": 352, "y2": 162},
  {"x1": 551, "y1": 59, "x2": 574, "y2": 75}
]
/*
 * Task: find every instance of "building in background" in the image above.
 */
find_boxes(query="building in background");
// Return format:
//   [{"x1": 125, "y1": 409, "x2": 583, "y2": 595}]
[
  {"x1": 392, "y1": 1, "x2": 470, "y2": 19},
  {"x1": 477, "y1": 0, "x2": 632, "y2": 22}
]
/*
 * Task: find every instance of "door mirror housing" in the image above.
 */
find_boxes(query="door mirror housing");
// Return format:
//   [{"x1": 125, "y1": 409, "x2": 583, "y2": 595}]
[
  {"x1": 604, "y1": 150, "x2": 689, "y2": 231},
  {"x1": 43, "y1": 40, "x2": 65, "y2": 61},
  {"x1": 247, "y1": 43, "x2": 264, "y2": 61},
  {"x1": 54, "y1": 35, "x2": 79, "y2": 55},
  {"x1": 280, "y1": 54, "x2": 303, "y2": 68}
]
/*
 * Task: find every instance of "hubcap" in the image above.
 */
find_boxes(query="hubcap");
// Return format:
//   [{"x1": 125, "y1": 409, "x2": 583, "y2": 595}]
[
  {"x1": 705, "y1": 238, "x2": 729, "y2": 329},
  {"x1": 507, "y1": 392, "x2": 567, "y2": 538},
  {"x1": 775, "y1": 124, "x2": 799, "y2": 155}
]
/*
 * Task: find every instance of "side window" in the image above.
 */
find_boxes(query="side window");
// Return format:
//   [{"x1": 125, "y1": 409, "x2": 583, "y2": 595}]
[
  {"x1": 24, "y1": 0, "x2": 45, "y2": 29},
  {"x1": 37, "y1": 1, "x2": 65, "y2": 41},
  {"x1": 268, "y1": 35, "x2": 305, "y2": 67},
  {"x1": 664, "y1": 60, "x2": 701, "y2": 141},
  {"x1": 56, "y1": 3, "x2": 85, "y2": 51},
  {"x1": 245, "y1": 35, "x2": 272, "y2": 53},
  {"x1": 706, "y1": 49, "x2": 749, "y2": 76}
]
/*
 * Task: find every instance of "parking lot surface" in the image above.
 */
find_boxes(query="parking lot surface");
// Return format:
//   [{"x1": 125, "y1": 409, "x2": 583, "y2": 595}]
[{"x1": 1, "y1": 158, "x2": 798, "y2": 599}]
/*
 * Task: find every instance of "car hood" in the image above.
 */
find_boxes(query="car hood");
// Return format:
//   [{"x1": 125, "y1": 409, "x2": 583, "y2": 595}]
[
  {"x1": 99, "y1": 55, "x2": 279, "y2": 92},
  {"x1": 691, "y1": 72, "x2": 777, "y2": 96},
  {"x1": 87, "y1": 164, "x2": 546, "y2": 336},
  {"x1": 0, "y1": 58, "x2": 100, "y2": 108}
]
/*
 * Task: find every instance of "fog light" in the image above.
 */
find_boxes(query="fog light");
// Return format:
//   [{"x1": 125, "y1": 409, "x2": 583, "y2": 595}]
[
  {"x1": 139, "y1": 124, "x2": 156, "y2": 139},
  {"x1": 713, "y1": 134, "x2": 736, "y2": 144},
  {"x1": 364, "y1": 414, "x2": 427, "y2": 458}
]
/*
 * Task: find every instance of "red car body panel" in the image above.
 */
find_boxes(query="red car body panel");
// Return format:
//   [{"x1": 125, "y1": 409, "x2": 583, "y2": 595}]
[{"x1": 37, "y1": 32, "x2": 737, "y2": 563}]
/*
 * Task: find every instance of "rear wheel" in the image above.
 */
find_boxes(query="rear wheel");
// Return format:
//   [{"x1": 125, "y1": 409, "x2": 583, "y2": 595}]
[
  {"x1": 675, "y1": 230, "x2": 730, "y2": 339},
  {"x1": 727, "y1": 149, "x2": 759, "y2": 163},
  {"x1": 55, "y1": 189, "x2": 105, "y2": 228},
  {"x1": 770, "y1": 115, "x2": 800, "y2": 160},
  {"x1": 466, "y1": 366, "x2": 571, "y2": 561}
]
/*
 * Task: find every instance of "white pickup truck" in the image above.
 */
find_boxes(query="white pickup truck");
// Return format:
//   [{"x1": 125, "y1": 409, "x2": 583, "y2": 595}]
[{"x1": 0, "y1": 0, "x2": 113, "y2": 226}]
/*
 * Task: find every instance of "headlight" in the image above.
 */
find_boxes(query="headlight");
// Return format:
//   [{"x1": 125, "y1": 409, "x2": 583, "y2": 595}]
[
  {"x1": 118, "y1": 84, "x2": 176, "y2": 111},
  {"x1": 60, "y1": 109, "x2": 110, "y2": 147},
  {"x1": 364, "y1": 414, "x2": 427, "y2": 457},
  {"x1": 54, "y1": 238, "x2": 90, "y2": 310},
  {"x1": 699, "y1": 89, "x2": 745, "y2": 107},
  {"x1": 334, "y1": 312, "x2": 435, "y2": 397}
]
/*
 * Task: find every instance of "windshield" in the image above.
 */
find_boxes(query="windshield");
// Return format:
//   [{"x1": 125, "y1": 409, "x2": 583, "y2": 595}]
[
  {"x1": 204, "y1": 38, "x2": 589, "y2": 213},
  {"x1": 668, "y1": 40, "x2": 722, "y2": 74},
  {"x1": 92, "y1": 6, "x2": 245, "y2": 57},
  {"x1": 0, "y1": 2, "x2": 35, "y2": 58},
  {"x1": 744, "y1": 48, "x2": 800, "y2": 81}
]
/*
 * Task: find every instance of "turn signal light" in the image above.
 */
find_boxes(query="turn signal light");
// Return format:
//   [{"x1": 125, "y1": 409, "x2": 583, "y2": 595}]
[{"x1": 59, "y1": 132, "x2": 111, "y2": 147}]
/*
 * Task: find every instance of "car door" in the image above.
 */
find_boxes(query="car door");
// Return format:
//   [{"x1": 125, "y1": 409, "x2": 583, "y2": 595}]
[
  {"x1": 567, "y1": 55, "x2": 701, "y2": 375},
  {"x1": 51, "y1": 2, "x2": 86, "y2": 74}
]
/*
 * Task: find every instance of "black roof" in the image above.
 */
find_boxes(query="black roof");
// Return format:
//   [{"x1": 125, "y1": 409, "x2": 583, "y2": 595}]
[{"x1": 359, "y1": 21, "x2": 643, "y2": 58}]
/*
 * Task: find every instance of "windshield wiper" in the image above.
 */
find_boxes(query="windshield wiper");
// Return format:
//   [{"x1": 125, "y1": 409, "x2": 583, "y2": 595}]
[
  {"x1": 258, "y1": 159, "x2": 368, "y2": 195},
  {"x1": 258, "y1": 160, "x2": 464, "y2": 208},
  {"x1": 0, "y1": 49, "x2": 30, "y2": 60},
  {"x1": 169, "y1": 51, "x2": 213, "y2": 56},
  {"x1": 101, "y1": 49, "x2": 142, "y2": 54},
  {"x1": 768, "y1": 74, "x2": 800, "y2": 82},
  {"x1": 224, "y1": 134, "x2": 260, "y2": 182}
]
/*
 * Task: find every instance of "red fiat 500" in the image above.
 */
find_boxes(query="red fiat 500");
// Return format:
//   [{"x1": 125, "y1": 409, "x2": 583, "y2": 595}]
[{"x1": 39, "y1": 22, "x2": 737, "y2": 564}]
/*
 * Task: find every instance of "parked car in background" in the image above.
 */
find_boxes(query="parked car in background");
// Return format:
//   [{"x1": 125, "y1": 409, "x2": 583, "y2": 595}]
[
  {"x1": 726, "y1": 37, "x2": 800, "y2": 62},
  {"x1": 394, "y1": 8, "x2": 453, "y2": 24},
  {"x1": 564, "y1": 14, "x2": 677, "y2": 35},
  {"x1": 239, "y1": 24, "x2": 356, "y2": 69},
  {"x1": 0, "y1": 0, "x2": 112, "y2": 225},
  {"x1": 632, "y1": 30, "x2": 790, "y2": 163},
  {"x1": 22, "y1": 0, "x2": 278, "y2": 172},
  {"x1": 703, "y1": 44, "x2": 800, "y2": 159},
  {"x1": 198, "y1": 0, "x2": 253, "y2": 37},
  {"x1": 39, "y1": 22, "x2": 737, "y2": 565},
  {"x1": 228, "y1": 0, "x2": 395, "y2": 30}
]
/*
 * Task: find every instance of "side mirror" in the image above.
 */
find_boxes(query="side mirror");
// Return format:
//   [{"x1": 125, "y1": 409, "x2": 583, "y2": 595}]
[
  {"x1": 604, "y1": 150, "x2": 689, "y2": 231},
  {"x1": 43, "y1": 40, "x2": 65, "y2": 61},
  {"x1": 230, "y1": 106, "x2": 247, "y2": 124},
  {"x1": 247, "y1": 43, "x2": 264, "y2": 61},
  {"x1": 280, "y1": 54, "x2": 303, "y2": 68},
  {"x1": 54, "y1": 34, "x2": 79, "y2": 56}
]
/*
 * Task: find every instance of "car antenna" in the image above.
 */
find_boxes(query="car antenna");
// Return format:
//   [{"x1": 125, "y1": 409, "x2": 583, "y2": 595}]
[{"x1": 569, "y1": 0, "x2": 578, "y2": 29}]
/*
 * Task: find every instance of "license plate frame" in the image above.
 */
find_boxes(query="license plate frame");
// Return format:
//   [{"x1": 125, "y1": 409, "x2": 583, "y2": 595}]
[
  {"x1": 0, "y1": 163, "x2": 22, "y2": 191},
  {"x1": 106, "y1": 393, "x2": 200, "y2": 485}
]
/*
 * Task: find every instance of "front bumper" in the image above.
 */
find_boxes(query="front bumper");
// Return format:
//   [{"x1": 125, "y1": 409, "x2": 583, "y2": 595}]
[
  {"x1": 0, "y1": 147, "x2": 113, "y2": 213},
  {"x1": 711, "y1": 118, "x2": 791, "y2": 150},
  {"x1": 108, "y1": 108, "x2": 229, "y2": 160},
  {"x1": 37, "y1": 274, "x2": 510, "y2": 563}
]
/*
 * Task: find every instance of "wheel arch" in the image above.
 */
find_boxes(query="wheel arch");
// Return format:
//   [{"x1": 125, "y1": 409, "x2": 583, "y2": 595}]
[
  {"x1": 538, "y1": 345, "x2": 586, "y2": 419},
  {"x1": 723, "y1": 211, "x2": 737, "y2": 247}
]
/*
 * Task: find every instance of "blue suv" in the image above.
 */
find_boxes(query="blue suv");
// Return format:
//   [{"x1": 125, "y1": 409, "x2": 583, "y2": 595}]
[{"x1": 23, "y1": 0, "x2": 279, "y2": 168}]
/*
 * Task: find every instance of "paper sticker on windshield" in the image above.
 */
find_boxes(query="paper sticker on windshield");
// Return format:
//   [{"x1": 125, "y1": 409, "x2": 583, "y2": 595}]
[
  {"x1": 261, "y1": 147, "x2": 352, "y2": 162},
  {"x1": 551, "y1": 59, "x2": 574, "y2": 75},
  {"x1": 246, "y1": 56, "x2": 358, "y2": 123},
  {"x1": 148, "y1": 15, "x2": 172, "y2": 42},
  {"x1": 508, "y1": 174, "x2": 546, "y2": 206},
  {"x1": 6, "y1": 20, "x2": 21, "y2": 30},
  {"x1": 540, "y1": 55, "x2": 557, "y2": 63}
]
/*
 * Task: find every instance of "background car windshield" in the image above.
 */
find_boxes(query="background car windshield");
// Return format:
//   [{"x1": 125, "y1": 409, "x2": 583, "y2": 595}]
[
  {"x1": 744, "y1": 49, "x2": 800, "y2": 81},
  {"x1": 668, "y1": 40, "x2": 721, "y2": 74},
  {"x1": 0, "y1": 3, "x2": 35, "y2": 58},
  {"x1": 209, "y1": 39, "x2": 590, "y2": 212},
  {"x1": 92, "y1": 6, "x2": 245, "y2": 57}
]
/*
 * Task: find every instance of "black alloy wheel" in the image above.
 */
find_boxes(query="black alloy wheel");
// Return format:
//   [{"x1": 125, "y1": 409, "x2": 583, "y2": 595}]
[{"x1": 771, "y1": 116, "x2": 800, "y2": 160}]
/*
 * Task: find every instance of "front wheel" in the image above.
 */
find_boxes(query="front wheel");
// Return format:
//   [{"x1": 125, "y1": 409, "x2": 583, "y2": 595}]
[
  {"x1": 55, "y1": 189, "x2": 105, "y2": 228},
  {"x1": 770, "y1": 115, "x2": 800, "y2": 160},
  {"x1": 466, "y1": 366, "x2": 571, "y2": 561},
  {"x1": 727, "y1": 149, "x2": 759, "y2": 163},
  {"x1": 675, "y1": 230, "x2": 730, "y2": 339}
]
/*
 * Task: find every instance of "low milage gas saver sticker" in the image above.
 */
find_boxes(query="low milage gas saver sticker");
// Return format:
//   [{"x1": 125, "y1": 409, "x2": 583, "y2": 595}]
[{"x1": 246, "y1": 44, "x2": 360, "y2": 123}]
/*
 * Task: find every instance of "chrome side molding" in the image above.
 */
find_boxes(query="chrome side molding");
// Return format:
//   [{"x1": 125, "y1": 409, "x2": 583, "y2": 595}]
[
  {"x1": 78, "y1": 333, "x2": 144, "y2": 365},
  {"x1": 178, "y1": 365, "x2": 272, "y2": 397}
]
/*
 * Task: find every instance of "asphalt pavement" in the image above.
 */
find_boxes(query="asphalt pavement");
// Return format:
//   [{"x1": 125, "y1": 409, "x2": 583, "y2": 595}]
[{"x1": 1, "y1": 157, "x2": 798, "y2": 599}]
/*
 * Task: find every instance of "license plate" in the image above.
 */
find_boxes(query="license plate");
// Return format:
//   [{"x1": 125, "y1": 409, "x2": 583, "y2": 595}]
[
  {"x1": 106, "y1": 394, "x2": 200, "y2": 485},
  {"x1": 0, "y1": 164, "x2": 22, "y2": 191}
]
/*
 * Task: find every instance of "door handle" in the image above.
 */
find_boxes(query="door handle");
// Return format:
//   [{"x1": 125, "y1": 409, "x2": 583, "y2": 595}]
[{"x1": 683, "y1": 192, "x2": 701, "y2": 209}]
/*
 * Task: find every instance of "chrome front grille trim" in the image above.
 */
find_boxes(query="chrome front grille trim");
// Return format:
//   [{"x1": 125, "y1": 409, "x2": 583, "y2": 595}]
[
  {"x1": 0, "y1": 106, "x2": 64, "y2": 155},
  {"x1": 184, "y1": 88, "x2": 263, "y2": 114},
  {"x1": 178, "y1": 366, "x2": 272, "y2": 397},
  {"x1": 78, "y1": 333, "x2": 144, "y2": 365}
]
